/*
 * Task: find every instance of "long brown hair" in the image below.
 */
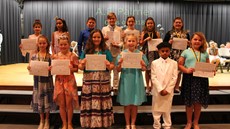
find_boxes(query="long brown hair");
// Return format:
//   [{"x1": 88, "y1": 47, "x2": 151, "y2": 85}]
[
  {"x1": 37, "y1": 35, "x2": 50, "y2": 53},
  {"x1": 190, "y1": 32, "x2": 207, "y2": 53}
]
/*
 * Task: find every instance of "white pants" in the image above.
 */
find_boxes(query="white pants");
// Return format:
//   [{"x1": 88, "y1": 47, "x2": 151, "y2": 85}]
[{"x1": 153, "y1": 111, "x2": 171, "y2": 129}]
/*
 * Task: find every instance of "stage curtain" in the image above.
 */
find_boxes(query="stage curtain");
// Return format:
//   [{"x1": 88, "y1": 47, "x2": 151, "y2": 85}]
[{"x1": 0, "y1": 0, "x2": 21, "y2": 65}]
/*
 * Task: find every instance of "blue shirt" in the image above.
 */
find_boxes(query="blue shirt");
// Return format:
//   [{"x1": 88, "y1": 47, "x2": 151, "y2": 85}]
[{"x1": 77, "y1": 28, "x2": 93, "y2": 56}]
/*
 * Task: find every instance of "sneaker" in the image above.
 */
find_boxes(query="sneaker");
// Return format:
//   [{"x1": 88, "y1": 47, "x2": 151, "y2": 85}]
[
  {"x1": 37, "y1": 120, "x2": 44, "y2": 129},
  {"x1": 43, "y1": 119, "x2": 49, "y2": 129}
]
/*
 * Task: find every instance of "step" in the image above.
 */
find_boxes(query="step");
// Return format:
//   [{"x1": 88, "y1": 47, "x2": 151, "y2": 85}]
[{"x1": 1, "y1": 104, "x2": 230, "y2": 113}]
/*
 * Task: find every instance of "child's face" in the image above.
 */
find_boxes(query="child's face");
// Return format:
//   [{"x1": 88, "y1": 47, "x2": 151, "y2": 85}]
[
  {"x1": 146, "y1": 20, "x2": 154, "y2": 31},
  {"x1": 127, "y1": 18, "x2": 135, "y2": 29},
  {"x1": 92, "y1": 32, "x2": 102, "y2": 47},
  {"x1": 33, "y1": 24, "x2": 42, "y2": 34},
  {"x1": 87, "y1": 19, "x2": 96, "y2": 29},
  {"x1": 107, "y1": 16, "x2": 117, "y2": 26},
  {"x1": 173, "y1": 19, "x2": 183, "y2": 30},
  {"x1": 56, "y1": 19, "x2": 63, "y2": 30},
  {"x1": 127, "y1": 36, "x2": 137, "y2": 51},
  {"x1": 191, "y1": 34, "x2": 202, "y2": 50},
  {"x1": 59, "y1": 39, "x2": 70, "y2": 53},
  {"x1": 158, "y1": 47, "x2": 170, "y2": 59},
  {"x1": 37, "y1": 37, "x2": 48, "y2": 52}
]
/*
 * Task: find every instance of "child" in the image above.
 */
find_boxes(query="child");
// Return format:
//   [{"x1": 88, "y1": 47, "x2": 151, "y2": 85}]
[
  {"x1": 208, "y1": 41, "x2": 220, "y2": 70},
  {"x1": 51, "y1": 17, "x2": 70, "y2": 55},
  {"x1": 163, "y1": 17, "x2": 190, "y2": 93},
  {"x1": 77, "y1": 17, "x2": 96, "y2": 56},
  {"x1": 116, "y1": 35, "x2": 147, "y2": 129},
  {"x1": 102, "y1": 12, "x2": 123, "y2": 92},
  {"x1": 123, "y1": 16, "x2": 140, "y2": 50},
  {"x1": 20, "y1": 19, "x2": 42, "y2": 61},
  {"x1": 178, "y1": 32, "x2": 210, "y2": 129},
  {"x1": 52, "y1": 34, "x2": 79, "y2": 129},
  {"x1": 27, "y1": 35, "x2": 55, "y2": 129},
  {"x1": 140, "y1": 17, "x2": 161, "y2": 94},
  {"x1": 151, "y1": 42, "x2": 178, "y2": 129},
  {"x1": 79, "y1": 29, "x2": 114, "y2": 128}
]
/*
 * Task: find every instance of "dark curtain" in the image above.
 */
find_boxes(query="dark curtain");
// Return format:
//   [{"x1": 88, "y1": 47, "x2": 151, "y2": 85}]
[{"x1": 0, "y1": 0, "x2": 21, "y2": 65}]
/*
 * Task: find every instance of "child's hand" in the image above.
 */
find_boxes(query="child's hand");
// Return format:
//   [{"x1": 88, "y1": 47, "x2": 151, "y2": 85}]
[
  {"x1": 80, "y1": 58, "x2": 86, "y2": 66},
  {"x1": 48, "y1": 66, "x2": 52, "y2": 71},
  {"x1": 145, "y1": 37, "x2": 152, "y2": 41},
  {"x1": 104, "y1": 35, "x2": 109, "y2": 41},
  {"x1": 27, "y1": 65, "x2": 31, "y2": 70},
  {"x1": 118, "y1": 58, "x2": 123, "y2": 66},
  {"x1": 169, "y1": 39, "x2": 173, "y2": 44},
  {"x1": 105, "y1": 60, "x2": 111, "y2": 68},
  {"x1": 186, "y1": 68, "x2": 195, "y2": 74},
  {"x1": 140, "y1": 60, "x2": 146, "y2": 70},
  {"x1": 69, "y1": 64, "x2": 73, "y2": 69}
]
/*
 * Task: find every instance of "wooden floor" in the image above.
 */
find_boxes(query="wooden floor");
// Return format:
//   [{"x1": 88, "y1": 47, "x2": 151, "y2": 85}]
[{"x1": 0, "y1": 63, "x2": 230, "y2": 90}]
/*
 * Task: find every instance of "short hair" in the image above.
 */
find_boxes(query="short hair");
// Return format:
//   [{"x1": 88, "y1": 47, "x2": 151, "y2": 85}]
[
  {"x1": 157, "y1": 42, "x2": 172, "y2": 50},
  {"x1": 33, "y1": 19, "x2": 42, "y2": 28},
  {"x1": 87, "y1": 17, "x2": 96, "y2": 23},
  {"x1": 107, "y1": 12, "x2": 117, "y2": 19}
]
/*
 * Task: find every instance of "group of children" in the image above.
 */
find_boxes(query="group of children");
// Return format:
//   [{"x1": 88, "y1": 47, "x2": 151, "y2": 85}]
[{"x1": 22, "y1": 12, "x2": 211, "y2": 129}]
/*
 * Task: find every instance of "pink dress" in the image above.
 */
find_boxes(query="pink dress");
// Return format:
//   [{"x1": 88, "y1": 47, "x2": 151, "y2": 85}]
[{"x1": 53, "y1": 52, "x2": 79, "y2": 108}]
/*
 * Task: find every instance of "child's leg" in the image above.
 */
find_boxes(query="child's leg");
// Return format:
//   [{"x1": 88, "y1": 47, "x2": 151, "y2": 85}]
[
  {"x1": 193, "y1": 103, "x2": 201, "y2": 129},
  {"x1": 130, "y1": 105, "x2": 138, "y2": 125},
  {"x1": 112, "y1": 56, "x2": 119, "y2": 90},
  {"x1": 184, "y1": 106, "x2": 193, "y2": 129},
  {"x1": 38, "y1": 113, "x2": 45, "y2": 129},
  {"x1": 65, "y1": 94, "x2": 74, "y2": 129},
  {"x1": 58, "y1": 93, "x2": 67, "y2": 129},
  {"x1": 44, "y1": 112, "x2": 50, "y2": 129},
  {"x1": 145, "y1": 70, "x2": 150, "y2": 93},
  {"x1": 152, "y1": 111, "x2": 162, "y2": 129},
  {"x1": 162, "y1": 112, "x2": 171, "y2": 129},
  {"x1": 124, "y1": 106, "x2": 131, "y2": 127}
]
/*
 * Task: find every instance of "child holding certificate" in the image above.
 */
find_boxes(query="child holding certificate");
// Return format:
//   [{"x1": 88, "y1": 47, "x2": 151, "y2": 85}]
[
  {"x1": 151, "y1": 42, "x2": 178, "y2": 129},
  {"x1": 163, "y1": 17, "x2": 190, "y2": 93},
  {"x1": 27, "y1": 35, "x2": 55, "y2": 129},
  {"x1": 52, "y1": 34, "x2": 79, "y2": 129},
  {"x1": 140, "y1": 17, "x2": 161, "y2": 94},
  {"x1": 78, "y1": 29, "x2": 114, "y2": 128},
  {"x1": 52, "y1": 17, "x2": 70, "y2": 54},
  {"x1": 178, "y1": 32, "x2": 209, "y2": 129},
  {"x1": 102, "y1": 12, "x2": 123, "y2": 92},
  {"x1": 116, "y1": 35, "x2": 148, "y2": 129}
]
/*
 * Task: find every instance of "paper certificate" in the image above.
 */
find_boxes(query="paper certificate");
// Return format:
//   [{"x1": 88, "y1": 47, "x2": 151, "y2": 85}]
[
  {"x1": 29, "y1": 61, "x2": 49, "y2": 77},
  {"x1": 193, "y1": 62, "x2": 216, "y2": 78},
  {"x1": 85, "y1": 55, "x2": 106, "y2": 71},
  {"x1": 148, "y1": 39, "x2": 163, "y2": 51},
  {"x1": 122, "y1": 53, "x2": 142, "y2": 69},
  {"x1": 51, "y1": 60, "x2": 70, "y2": 75},
  {"x1": 107, "y1": 31, "x2": 121, "y2": 44},
  {"x1": 21, "y1": 39, "x2": 37, "y2": 51},
  {"x1": 172, "y1": 38, "x2": 188, "y2": 50}
]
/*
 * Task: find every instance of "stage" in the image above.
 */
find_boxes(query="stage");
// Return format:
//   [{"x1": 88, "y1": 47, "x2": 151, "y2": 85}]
[{"x1": 0, "y1": 63, "x2": 230, "y2": 90}]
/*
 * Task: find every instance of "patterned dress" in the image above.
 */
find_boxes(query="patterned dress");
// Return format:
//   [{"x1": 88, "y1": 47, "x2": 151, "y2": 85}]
[
  {"x1": 164, "y1": 30, "x2": 190, "y2": 61},
  {"x1": 53, "y1": 52, "x2": 79, "y2": 108},
  {"x1": 31, "y1": 53, "x2": 56, "y2": 113},
  {"x1": 80, "y1": 50, "x2": 114, "y2": 128}
]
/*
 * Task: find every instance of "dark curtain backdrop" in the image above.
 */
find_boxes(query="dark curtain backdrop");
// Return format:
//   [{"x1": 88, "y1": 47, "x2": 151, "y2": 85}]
[
  {"x1": 0, "y1": 0, "x2": 21, "y2": 64},
  {"x1": 1, "y1": 0, "x2": 230, "y2": 64}
]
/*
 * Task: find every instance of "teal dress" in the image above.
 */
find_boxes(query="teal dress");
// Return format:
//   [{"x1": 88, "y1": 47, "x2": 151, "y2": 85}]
[{"x1": 116, "y1": 49, "x2": 148, "y2": 106}]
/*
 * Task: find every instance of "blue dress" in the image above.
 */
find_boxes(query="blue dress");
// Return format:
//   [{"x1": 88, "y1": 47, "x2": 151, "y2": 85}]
[{"x1": 116, "y1": 49, "x2": 148, "y2": 106}]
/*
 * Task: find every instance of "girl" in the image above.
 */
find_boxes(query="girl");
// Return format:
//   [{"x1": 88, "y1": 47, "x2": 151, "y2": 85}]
[
  {"x1": 53, "y1": 34, "x2": 79, "y2": 129},
  {"x1": 27, "y1": 35, "x2": 55, "y2": 129},
  {"x1": 123, "y1": 16, "x2": 140, "y2": 50},
  {"x1": 163, "y1": 17, "x2": 190, "y2": 93},
  {"x1": 52, "y1": 17, "x2": 70, "y2": 55},
  {"x1": 117, "y1": 35, "x2": 148, "y2": 129},
  {"x1": 79, "y1": 29, "x2": 114, "y2": 128},
  {"x1": 178, "y1": 32, "x2": 210, "y2": 129},
  {"x1": 140, "y1": 17, "x2": 160, "y2": 94},
  {"x1": 20, "y1": 19, "x2": 42, "y2": 60},
  {"x1": 208, "y1": 41, "x2": 220, "y2": 71}
]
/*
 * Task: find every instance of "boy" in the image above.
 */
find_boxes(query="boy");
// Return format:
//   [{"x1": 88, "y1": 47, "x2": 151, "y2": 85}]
[
  {"x1": 151, "y1": 42, "x2": 178, "y2": 129},
  {"x1": 102, "y1": 12, "x2": 123, "y2": 92},
  {"x1": 78, "y1": 17, "x2": 96, "y2": 56}
]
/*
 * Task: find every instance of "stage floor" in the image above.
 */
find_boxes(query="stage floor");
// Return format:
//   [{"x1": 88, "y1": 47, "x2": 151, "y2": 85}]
[{"x1": 0, "y1": 63, "x2": 229, "y2": 90}]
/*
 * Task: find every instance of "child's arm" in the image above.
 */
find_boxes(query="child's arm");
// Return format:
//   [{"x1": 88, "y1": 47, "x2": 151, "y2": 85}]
[
  {"x1": 151, "y1": 61, "x2": 163, "y2": 93},
  {"x1": 105, "y1": 60, "x2": 114, "y2": 70},
  {"x1": 117, "y1": 58, "x2": 123, "y2": 72},
  {"x1": 165, "y1": 61, "x2": 178, "y2": 94},
  {"x1": 178, "y1": 56, "x2": 194, "y2": 74},
  {"x1": 51, "y1": 32, "x2": 55, "y2": 54},
  {"x1": 140, "y1": 60, "x2": 147, "y2": 71},
  {"x1": 70, "y1": 55, "x2": 78, "y2": 72}
]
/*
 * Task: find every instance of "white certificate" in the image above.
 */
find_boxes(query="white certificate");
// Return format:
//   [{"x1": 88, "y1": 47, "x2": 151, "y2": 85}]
[
  {"x1": 29, "y1": 61, "x2": 49, "y2": 77},
  {"x1": 193, "y1": 62, "x2": 216, "y2": 78},
  {"x1": 85, "y1": 55, "x2": 106, "y2": 71},
  {"x1": 148, "y1": 38, "x2": 163, "y2": 51},
  {"x1": 107, "y1": 31, "x2": 121, "y2": 44},
  {"x1": 21, "y1": 39, "x2": 37, "y2": 51},
  {"x1": 172, "y1": 38, "x2": 188, "y2": 50},
  {"x1": 122, "y1": 53, "x2": 142, "y2": 69},
  {"x1": 51, "y1": 60, "x2": 70, "y2": 75}
]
